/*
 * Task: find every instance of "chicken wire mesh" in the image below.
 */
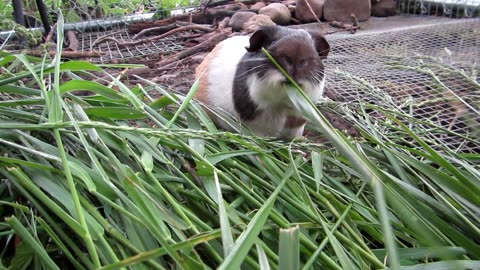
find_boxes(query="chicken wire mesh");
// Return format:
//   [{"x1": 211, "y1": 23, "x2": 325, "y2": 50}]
[
  {"x1": 79, "y1": 27, "x2": 186, "y2": 63},
  {"x1": 398, "y1": 0, "x2": 480, "y2": 17},
  {"x1": 324, "y1": 18, "x2": 480, "y2": 153}
]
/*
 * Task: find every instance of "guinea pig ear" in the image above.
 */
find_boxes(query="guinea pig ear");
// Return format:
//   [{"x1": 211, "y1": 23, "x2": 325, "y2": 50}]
[
  {"x1": 309, "y1": 31, "x2": 330, "y2": 59},
  {"x1": 246, "y1": 29, "x2": 269, "y2": 52}
]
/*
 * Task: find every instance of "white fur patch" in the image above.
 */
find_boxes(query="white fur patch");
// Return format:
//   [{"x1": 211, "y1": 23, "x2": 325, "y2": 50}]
[
  {"x1": 206, "y1": 36, "x2": 250, "y2": 118},
  {"x1": 248, "y1": 70, "x2": 288, "y2": 109},
  {"x1": 304, "y1": 76, "x2": 326, "y2": 103}
]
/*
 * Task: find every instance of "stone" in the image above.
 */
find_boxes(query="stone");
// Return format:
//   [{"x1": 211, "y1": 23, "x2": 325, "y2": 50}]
[
  {"x1": 243, "y1": 14, "x2": 276, "y2": 33},
  {"x1": 259, "y1": 3, "x2": 292, "y2": 25},
  {"x1": 225, "y1": 2, "x2": 249, "y2": 11},
  {"x1": 371, "y1": 0, "x2": 397, "y2": 17},
  {"x1": 158, "y1": 74, "x2": 177, "y2": 81},
  {"x1": 295, "y1": 0, "x2": 325, "y2": 22},
  {"x1": 229, "y1": 11, "x2": 256, "y2": 31},
  {"x1": 191, "y1": 54, "x2": 206, "y2": 64},
  {"x1": 250, "y1": 2, "x2": 267, "y2": 11},
  {"x1": 323, "y1": 0, "x2": 371, "y2": 22}
]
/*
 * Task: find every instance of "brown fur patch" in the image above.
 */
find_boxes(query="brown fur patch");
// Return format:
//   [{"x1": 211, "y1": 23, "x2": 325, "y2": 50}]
[
  {"x1": 194, "y1": 42, "x2": 224, "y2": 104},
  {"x1": 285, "y1": 116, "x2": 307, "y2": 129}
]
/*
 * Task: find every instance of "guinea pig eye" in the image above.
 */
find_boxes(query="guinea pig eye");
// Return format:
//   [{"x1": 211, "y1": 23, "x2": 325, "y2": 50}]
[
  {"x1": 284, "y1": 56, "x2": 293, "y2": 65},
  {"x1": 299, "y1": 59, "x2": 308, "y2": 67}
]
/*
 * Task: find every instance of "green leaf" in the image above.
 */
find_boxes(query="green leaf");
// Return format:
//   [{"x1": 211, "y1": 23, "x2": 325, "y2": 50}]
[
  {"x1": 311, "y1": 151, "x2": 323, "y2": 190},
  {"x1": 69, "y1": 161, "x2": 96, "y2": 192},
  {"x1": 279, "y1": 226, "x2": 300, "y2": 270},
  {"x1": 256, "y1": 243, "x2": 271, "y2": 270},
  {"x1": 5, "y1": 216, "x2": 60, "y2": 270},
  {"x1": 141, "y1": 151, "x2": 154, "y2": 173},
  {"x1": 0, "y1": 84, "x2": 40, "y2": 96},
  {"x1": 214, "y1": 170, "x2": 235, "y2": 257},
  {"x1": 83, "y1": 107, "x2": 145, "y2": 119},
  {"x1": 205, "y1": 150, "x2": 261, "y2": 165},
  {"x1": 186, "y1": 111, "x2": 205, "y2": 156},
  {"x1": 219, "y1": 163, "x2": 293, "y2": 270},
  {"x1": 60, "y1": 61, "x2": 102, "y2": 72},
  {"x1": 59, "y1": 80, "x2": 126, "y2": 101},
  {"x1": 400, "y1": 260, "x2": 480, "y2": 270},
  {"x1": 166, "y1": 76, "x2": 201, "y2": 128},
  {"x1": 9, "y1": 241, "x2": 34, "y2": 270},
  {"x1": 98, "y1": 231, "x2": 222, "y2": 270},
  {"x1": 149, "y1": 96, "x2": 175, "y2": 110},
  {"x1": 372, "y1": 247, "x2": 466, "y2": 261}
]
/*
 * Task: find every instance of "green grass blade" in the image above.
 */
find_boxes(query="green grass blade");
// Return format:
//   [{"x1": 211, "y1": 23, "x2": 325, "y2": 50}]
[
  {"x1": 98, "y1": 230, "x2": 222, "y2": 270},
  {"x1": 166, "y1": 76, "x2": 201, "y2": 128},
  {"x1": 214, "y1": 169, "x2": 235, "y2": 257},
  {"x1": 59, "y1": 80, "x2": 126, "y2": 101},
  {"x1": 0, "y1": 84, "x2": 41, "y2": 96},
  {"x1": 400, "y1": 260, "x2": 480, "y2": 270},
  {"x1": 256, "y1": 242, "x2": 271, "y2": 270},
  {"x1": 279, "y1": 226, "x2": 300, "y2": 270},
  {"x1": 36, "y1": 218, "x2": 86, "y2": 270},
  {"x1": 53, "y1": 12, "x2": 101, "y2": 268},
  {"x1": 5, "y1": 216, "x2": 60, "y2": 270},
  {"x1": 218, "y1": 163, "x2": 292, "y2": 270}
]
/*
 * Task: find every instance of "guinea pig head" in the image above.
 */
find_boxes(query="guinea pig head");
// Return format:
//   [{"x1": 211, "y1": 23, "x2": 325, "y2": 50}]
[{"x1": 247, "y1": 26, "x2": 330, "y2": 91}]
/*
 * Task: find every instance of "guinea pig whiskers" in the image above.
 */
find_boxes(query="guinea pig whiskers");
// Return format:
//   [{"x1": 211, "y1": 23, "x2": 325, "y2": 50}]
[
  {"x1": 241, "y1": 58, "x2": 269, "y2": 63},
  {"x1": 310, "y1": 69, "x2": 325, "y2": 76},
  {"x1": 310, "y1": 70, "x2": 325, "y2": 80},
  {"x1": 235, "y1": 63, "x2": 268, "y2": 78},
  {"x1": 310, "y1": 75, "x2": 323, "y2": 85}
]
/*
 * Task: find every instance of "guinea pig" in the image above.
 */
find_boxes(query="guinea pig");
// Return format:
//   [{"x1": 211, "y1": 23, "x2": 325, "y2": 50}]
[{"x1": 195, "y1": 25, "x2": 330, "y2": 138}]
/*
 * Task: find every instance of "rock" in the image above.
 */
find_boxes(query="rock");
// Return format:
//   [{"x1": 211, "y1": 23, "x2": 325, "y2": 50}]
[
  {"x1": 295, "y1": 0, "x2": 325, "y2": 22},
  {"x1": 323, "y1": 0, "x2": 371, "y2": 22},
  {"x1": 191, "y1": 54, "x2": 206, "y2": 64},
  {"x1": 238, "y1": 3, "x2": 249, "y2": 10},
  {"x1": 229, "y1": 11, "x2": 256, "y2": 31},
  {"x1": 224, "y1": 2, "x2": 249, "y2": 11},
  {"x1": 158, "y1": 74, "x2": 177, "y2": 81},
  {"x1": 250, "y1": 2, "x2": 267, "y2": 11},
  {"x1": 243, "y1": 14, "x2": 276, "y2": 33},
  {"x1": 259, "y1": 3, "x2": 292, "y2": 25},
  {"x1": 371, "y1": 0, "x2": 397, "y2": 17}
]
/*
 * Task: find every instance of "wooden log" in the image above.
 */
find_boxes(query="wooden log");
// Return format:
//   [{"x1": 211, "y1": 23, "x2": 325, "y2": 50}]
[
  {"x1": 24, "y1": 50, "x2": 103, "y2": 58},
  {"x1": 65, "y1": 30, "x2": 79, "y2": 51},
  {"x1": 96, "y1": 24, "x2": 214, "y2": 47},
  {"x1": 155, "y1": 29, "x2": 230, "y2": 67}
]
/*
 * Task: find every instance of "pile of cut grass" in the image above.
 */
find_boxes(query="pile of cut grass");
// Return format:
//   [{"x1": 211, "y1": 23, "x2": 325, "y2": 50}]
[{"x1": 0, "y1": 18, "x2": 479, "y2": 270}]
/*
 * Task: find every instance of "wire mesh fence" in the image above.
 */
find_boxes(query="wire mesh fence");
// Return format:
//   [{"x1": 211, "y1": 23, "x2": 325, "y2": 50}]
[
  {"x1": 79, "y1": 28, "x2": 185, "y2": 63},
  {"x1": 325, "y1": 18, "x2": 480, "y2": 153},
  {"x1": 2, "y1": 0, "x2": 200, "y2": 29},
  {"x1": 398, "y1": 0, "x2": 480, "y2": 17}
]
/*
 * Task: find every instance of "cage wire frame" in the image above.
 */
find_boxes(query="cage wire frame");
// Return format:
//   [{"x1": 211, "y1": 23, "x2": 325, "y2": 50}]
[
  {"x1": 399, "y1": 0, "x2": 480, "y2": 17},
  {"x1": 0, "y1": 0, "x2": 479, "y2": 152},
  {"x1": 324, "y1": 18, "x2": 480, "y2": 153}
]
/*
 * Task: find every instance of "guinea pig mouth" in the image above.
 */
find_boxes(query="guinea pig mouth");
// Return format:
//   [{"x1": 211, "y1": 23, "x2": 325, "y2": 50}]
[{"x1": 281, "y1": 80, "x2": 303, "y2": 89}]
